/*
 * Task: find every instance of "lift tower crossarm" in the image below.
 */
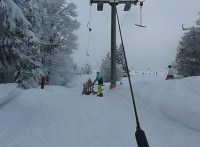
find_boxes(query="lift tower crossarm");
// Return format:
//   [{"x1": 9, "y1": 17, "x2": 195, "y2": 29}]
[{"x1": 90, "y1": 0, "x2": 139, "y2": 4}]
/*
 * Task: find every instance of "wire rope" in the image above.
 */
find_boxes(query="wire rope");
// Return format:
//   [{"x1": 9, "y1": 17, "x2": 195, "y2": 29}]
[
  {"x1": 97, "y1": 8, "x2": 131, "y2": 67},
  {"x1": 86, "y1": 5, "x2": 92, "y2": 66},
  {"x1": 115, "y1": 2, "x2": 149, "y2": 146},
  {"x1": 90, "y1": 32, "x2": 98, "y2": 70}
]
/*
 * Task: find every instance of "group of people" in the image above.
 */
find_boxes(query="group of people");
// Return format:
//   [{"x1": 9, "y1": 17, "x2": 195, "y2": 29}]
[
  {"x1": 82, "y1": 78, "x2": 93, "y2": 95},
  {"x1": 15, "y1": 65, "x2": 173, "y2": 92},
  {"x1": 81, "y1": 66, "x2": 176, "y2": 97},
  {"x1": 41, "y1": 71, "x2": 104, "y2": 96},
  {"x1": 82, "y1": 71, "x2": 104, "y2": 97}
]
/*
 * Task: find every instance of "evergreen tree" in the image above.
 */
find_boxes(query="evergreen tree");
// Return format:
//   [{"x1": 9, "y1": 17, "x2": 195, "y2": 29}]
[
  {"x1": 100, "y1": 52, "x2": 123, "y2": 82},
  {"x1": 116, "y1": 43, "x2": 126, "y2": 73},
  {"x1": 47, "y1": 51, "x2": 75, "y2": 86},
  {"x1": 0, "y1": 0, "x2": 80, "y2": 88},
  {"x1": 14, "y1": 0, "x2": 43, "y2": 39},
  {"x1": 175, "y1": 23, "x2": 200, "y2": 76},
  {"x1": 40, "y1": 0, "x2": 80, "y2": 86},
  {"x1": 0, "y1": 0, "x2": 42, "y2": 88}
]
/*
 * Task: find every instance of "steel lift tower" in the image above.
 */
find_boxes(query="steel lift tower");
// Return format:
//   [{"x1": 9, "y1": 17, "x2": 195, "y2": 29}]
[{"x1": 90, "y1": 0, "x2": 139, "y2": 89}]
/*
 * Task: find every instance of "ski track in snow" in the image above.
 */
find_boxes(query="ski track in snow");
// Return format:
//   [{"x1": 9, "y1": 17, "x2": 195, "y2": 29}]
[
  {"x1": 118, "y1": 75, "x2": 200, "y2": 147},
  {"x1": 159, "y1": 78, "x2": 200, "y2": 133},
  {"x1": 0, "y1": 86, "x2": 20, "y2": 109}
]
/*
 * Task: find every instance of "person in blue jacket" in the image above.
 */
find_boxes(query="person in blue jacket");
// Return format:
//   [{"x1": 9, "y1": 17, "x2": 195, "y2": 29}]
[{"x1": 92, "y1": 71, "x2": 103, "y2": 97}]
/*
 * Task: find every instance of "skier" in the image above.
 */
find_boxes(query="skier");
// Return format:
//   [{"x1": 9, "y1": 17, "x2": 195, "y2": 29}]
[
  {"x1": 165, "y1": 65, "x2": 175, "y2": 80},
  {"x1": 82, "y1": 79, "x2": 97, "y2": 95},
  {"x1": 92, "y1": 71, "x2": 103, "y2": 97},
  {"x1": 41, "y1": 76, "x2": 46, "y2": 89}
]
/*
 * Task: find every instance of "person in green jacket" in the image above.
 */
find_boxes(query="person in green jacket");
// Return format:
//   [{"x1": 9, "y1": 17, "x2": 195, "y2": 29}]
[{"x1": 92, "y1": 72, "x2": 103, "y2": 97}]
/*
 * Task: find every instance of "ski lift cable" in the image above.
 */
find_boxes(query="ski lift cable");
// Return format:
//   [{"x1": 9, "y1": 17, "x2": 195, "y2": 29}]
[
  {"x1": 86, "y1": 4, "x2": 100, "y2": 71},
  {"x1": 115, "y1": 1, "x2": 149, "y2": 147},
  {"x1": 86, "y1": 4, "x2": 92, "y2": 65},
  {"x1": 97, "y1": 9, "x2": 131, "y2": 67},
  {"x1": 89, "y1": 2, "x2": 140, "y2": 68},
  {"x1": 90, "y1": 32, "x2": 98, "y2": 70},
  {"x1": 85, "y1": 29, "x2": 90, "y2": 65},
  {"x1": 89, "y1": 4, "x2": 92, "y2": 26},
  {"x1": 116, "y1": 1, "x2": 140, "y2": 131}
]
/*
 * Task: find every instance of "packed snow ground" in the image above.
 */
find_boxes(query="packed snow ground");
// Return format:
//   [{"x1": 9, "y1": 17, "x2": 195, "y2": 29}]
[{"x1": 0, "y1": 71, "x2": 200, "y2": 147}]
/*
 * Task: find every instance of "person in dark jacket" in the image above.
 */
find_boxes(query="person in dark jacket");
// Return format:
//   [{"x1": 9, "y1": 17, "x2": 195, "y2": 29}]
[
  {"x1": 92, "y1": 72, "x2": 103, "y2": 97},
  {"x1": 41, "y1": 76, "x2": 45, "y2": 89}
]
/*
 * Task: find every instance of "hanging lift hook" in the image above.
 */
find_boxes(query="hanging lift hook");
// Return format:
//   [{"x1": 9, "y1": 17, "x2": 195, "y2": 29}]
[
  {"x1": 87, "y1": 22, "x2": 92, "y2": 31},
  {"x1": 182, "y1": 24, "x2": 190, "y2": 30},
  {"x1": 86, "y1": 51, "x2": 89, "y2": 56},
  {"x1": 135, "y1": 0, "x2": 147, "y2": 28}
]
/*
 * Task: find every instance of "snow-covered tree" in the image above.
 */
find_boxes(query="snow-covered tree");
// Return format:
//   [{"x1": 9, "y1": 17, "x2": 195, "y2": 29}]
[
  {"x1": 13, "y1": 0, "x2": 43, "y2": 39},
  {"x1": 46, "y1": 51, "x2": 75, "y2": 86},
  {"x1": 0, "y1": 0, "x2": 42, "y2": 88},
  {"x1": 175, "y1": 16, "x2": 200, "y2": 77},
  {"x1": 116, "y1": 43, "x2": 127, "y2": 74},
  {"x1": 100, "y1": 52, "x2": 123, "y2": 82},
  {"x1": 0, "y1": 0, "x2": 80, "y2": 88},
  {"x1": 40, "y1": 0, "x2": 80, "y2": 86}
]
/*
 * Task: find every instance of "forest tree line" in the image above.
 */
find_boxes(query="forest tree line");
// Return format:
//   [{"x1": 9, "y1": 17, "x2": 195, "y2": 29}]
[{"x1": 0, "y1": 0, "x2": 80, "y2": 89}]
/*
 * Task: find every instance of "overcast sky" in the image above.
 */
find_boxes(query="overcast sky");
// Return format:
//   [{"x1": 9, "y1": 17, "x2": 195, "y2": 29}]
[{"x1": 69, "y1": 0, "x2": 200, "y2": 71}]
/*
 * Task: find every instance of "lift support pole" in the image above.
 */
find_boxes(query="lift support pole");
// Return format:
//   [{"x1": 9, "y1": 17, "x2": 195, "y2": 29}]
[{"x1": 110, "y1": 3, "x2": 117, "y2": 89}]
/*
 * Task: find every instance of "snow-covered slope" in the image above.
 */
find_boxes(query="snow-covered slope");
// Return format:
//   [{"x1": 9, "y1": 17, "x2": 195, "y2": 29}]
[{"x1": 0, "y1": 72, "x2": 199, "y2": 147}]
